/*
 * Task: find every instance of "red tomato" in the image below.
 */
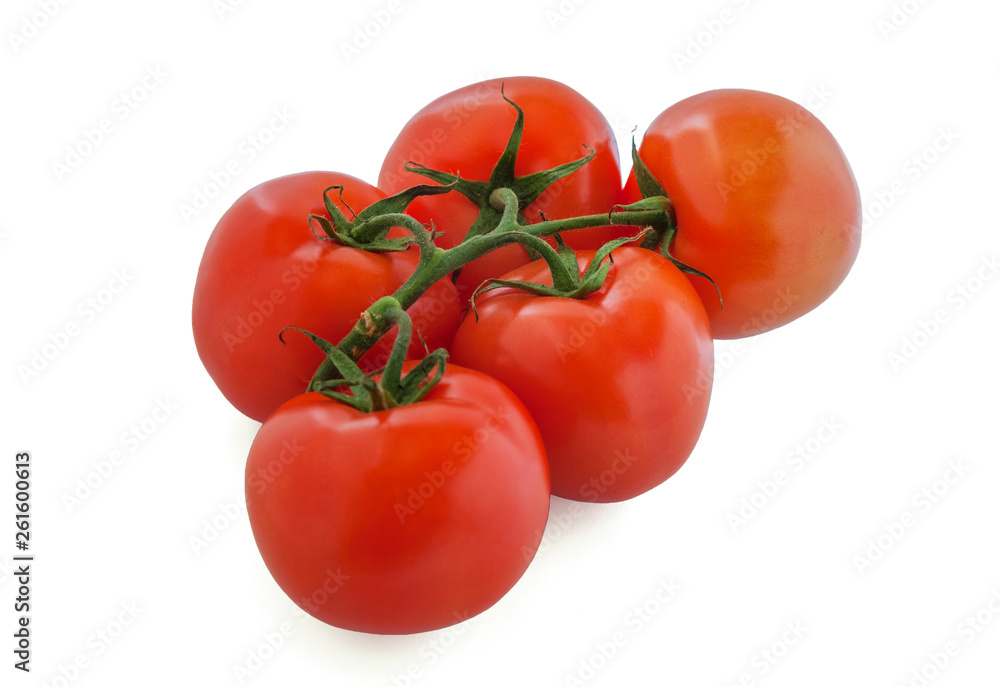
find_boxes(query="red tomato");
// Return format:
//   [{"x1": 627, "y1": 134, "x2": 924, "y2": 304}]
[
  {"x1": 245, "y1": 363, "x2": 550, "y2": 635},
  {"x1": 623, "y1": 89, "x2": 861, "y2": 339},
  {"x1": 192, "y1": 172, "x2": 462, "y2": 422},
  {"x1": 378, "y1": 76, "x2": 627, "y2": 303},
  {"x1": 449, "y1": 247, "x2": 713, "y2": 503}
]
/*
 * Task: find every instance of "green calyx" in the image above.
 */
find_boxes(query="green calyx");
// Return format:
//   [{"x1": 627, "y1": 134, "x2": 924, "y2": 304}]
[
  {"x1": 298, "y1": 88, "x2": 700, "y2": 407},
  {"x1": 470, "y1": 228, "x2": 650, "y2": 320},
  {"x1": 283, "y1": 298, "x2": 447, "y2": 413},
  {"x1": 403, "y1": 87, "x2": 597, "y2": 254},
  {"x1": 307, "y1": 184, "x2": 453, "y2": 253},
  {"x1": 629, "y1": 139, "x2": 723, "y2": 309}
]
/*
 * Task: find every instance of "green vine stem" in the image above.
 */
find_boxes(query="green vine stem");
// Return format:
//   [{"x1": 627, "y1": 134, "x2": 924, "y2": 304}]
[
  {"x1": 300, "y1": 87, "x2": 717, "y2": 396},
  {"x1": 306, "y1": 191, "x2": 675, "y2": 391}
]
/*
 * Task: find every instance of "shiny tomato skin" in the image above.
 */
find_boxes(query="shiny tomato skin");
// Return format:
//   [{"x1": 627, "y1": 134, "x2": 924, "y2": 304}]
[
  {"x1": 623, "y1": 89, "x2": 861, "y2": 339},
  {"x1": 245, "y1": 363, "x2": 550, "y2": 635},
  {"x1": 378, "y1": 76, "x2": 628, "y2": 302},
  {"x1": 449, "y1": 248, "x2": 713, "y2": 503},
  {"x1": 192, "y1": 172, "x2": 461, "y2": 423}
]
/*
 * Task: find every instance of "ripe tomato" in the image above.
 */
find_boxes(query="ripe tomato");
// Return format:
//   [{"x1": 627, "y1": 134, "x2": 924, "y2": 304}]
[
  {"x1": 449, "y1": 247, "x2": 713, "y2": 503},
  {"x1": 623, "y1": 89, "x2": 861, "y2": 338},
  {"x1": 378, "y1": 76, "x2": 627, "y2": 303},
  {"x1": 192, "y1": 171, "x2": 461, "y2": 423},
  {"x1": 245, "y1": 363, "x2": 550, "y2": 635}
]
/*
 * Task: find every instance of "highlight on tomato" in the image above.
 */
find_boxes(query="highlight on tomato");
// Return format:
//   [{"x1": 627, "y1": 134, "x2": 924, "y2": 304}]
[{"x1": 623, "y1": 88, "x2": 862, "y2": 339}]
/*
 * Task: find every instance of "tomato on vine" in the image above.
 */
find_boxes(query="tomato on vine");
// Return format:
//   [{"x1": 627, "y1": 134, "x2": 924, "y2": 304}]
[
  {"x1": 379, "y1": 77, "x2": 629, "y2": 303},
  {"x1": 623, "y1": 89, "x2": 861, "y2": 338},
  {"x1": 192, "y1": 171, "x2": 462, "y2": 422},
  {"x1": 189, "y1": 79, "x2": 866, "y2": 637},
  {"x1": 245, "y1": 317, "x2": 550, "y2": 634},
  {"x1": 450, "y1": 244, "x2": 714, "y2": 502}
]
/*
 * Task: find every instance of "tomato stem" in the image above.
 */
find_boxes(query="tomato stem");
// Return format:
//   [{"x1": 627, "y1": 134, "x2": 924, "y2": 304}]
[
  {"x1": 306, "y1": 194, "x2": 676, "y2": 391},
  {"x1": 297, "y1": 298, "x2": 449, "y2": 409},
  {"x1": 304, "y1": 91, "x2": 710, "y2": 395}
]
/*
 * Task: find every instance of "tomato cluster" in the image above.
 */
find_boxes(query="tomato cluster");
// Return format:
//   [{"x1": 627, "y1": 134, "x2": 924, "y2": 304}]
[{"x1": 192, "y1": 77, "x2": 860, "y2": 635}]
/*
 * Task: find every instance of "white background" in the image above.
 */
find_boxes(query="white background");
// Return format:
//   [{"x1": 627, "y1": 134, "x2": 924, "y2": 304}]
[{"x1": 2, "y1": 0, "x2": 999, "y2": 685}]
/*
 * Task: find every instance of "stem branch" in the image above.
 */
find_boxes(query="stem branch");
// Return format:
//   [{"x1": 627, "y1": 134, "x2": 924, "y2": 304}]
[{"x1": 308, "y1": 191, "x2": 671, "y2": 389}]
